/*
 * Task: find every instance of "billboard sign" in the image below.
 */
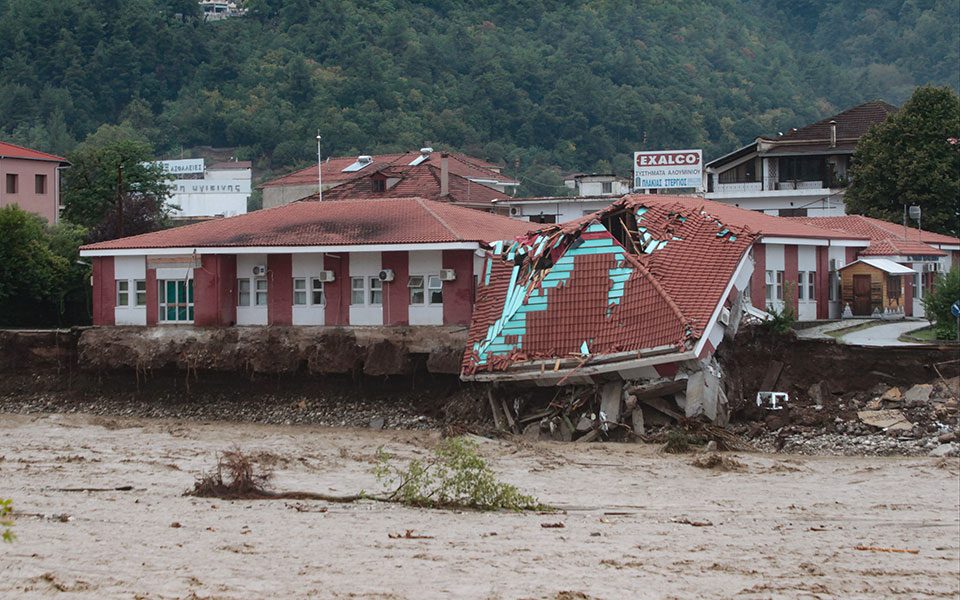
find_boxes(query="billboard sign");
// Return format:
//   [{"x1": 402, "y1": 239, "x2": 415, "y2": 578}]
[
  {"x1": 633, "y1": 149, "x2": 702, "y2": 190},
  {"x1": 154, "y1": 158, "x2": 205, "y2": 175},
  {"x1": 171, "y1": 179, "x2": 251, "y2": 194}
]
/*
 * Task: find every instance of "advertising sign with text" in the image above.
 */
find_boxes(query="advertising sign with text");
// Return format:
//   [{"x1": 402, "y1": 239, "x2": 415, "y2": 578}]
[{"x1": 633, "y1": 149, "x2": 702, "y2": 190}]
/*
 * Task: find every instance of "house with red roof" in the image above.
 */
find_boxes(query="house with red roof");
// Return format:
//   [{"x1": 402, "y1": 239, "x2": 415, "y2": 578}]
[
  {"x1": 78, "y1": 197, "x2": 531, "y2": 328},
  {"x1": 789, "y1": 214, "x2": 959, "y2": 317},
  {"x1": 0, "y1": 140, "x2": 70, "y2": 223},
  {"x1": 462, "y1": 196, "x2": 761, "y2": 395},
  {"x1": 311, "y1": 156, "x2": 512, "y2": 211},
  {"x1": 704, "y1": 101, "x2": 897, "y2": 217},
  {"x1": 260, "y1": 148, "x2": 518, "y2": 208}
]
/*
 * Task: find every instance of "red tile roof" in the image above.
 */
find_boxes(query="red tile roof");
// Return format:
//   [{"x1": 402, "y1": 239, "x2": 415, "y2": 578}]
[
  {"x1": 791, "y1": 215, "x2": 958, "y2": 255},
  {"x1": 312, "y1": 164, "x2": 510, "y2": 207},
  {"x1": 80, "y1": 197, "x2": 533, "y2": 252},
  {"x1": 760, "y1": 101, "x2": 897, "y2": 144},
  {"x1": 261, "y1": 151, "x2": 517, "y2": 188},
  {"x1": 462, "y1": 198, "x2": 759, "y2": 375},
  {"x1": 612, "y1": 194, "x2": 869, "y2": 241},
  {"x1": 0, "y1": 140, "x2": 67, "y2": 163}
]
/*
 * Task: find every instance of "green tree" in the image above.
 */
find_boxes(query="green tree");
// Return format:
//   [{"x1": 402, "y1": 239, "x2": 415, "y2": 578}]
[
  {"x1": 923, "y1": 267, "x2": 960, "y2": 340},
  {"x1": 0, "y1": 206, "x2": 70, "y2": 327},
  {"x1": 62, "y1": 125, "x2": 172, "y2": 242},
  {"x1": 846, "y1": 86, "x2": 960, "y2": 236}
]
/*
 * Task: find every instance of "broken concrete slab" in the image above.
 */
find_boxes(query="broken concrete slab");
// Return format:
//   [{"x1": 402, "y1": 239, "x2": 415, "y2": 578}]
[
  {"x1": 576, "y1": 415, "x2": 594, "y2": 432},
  {"x1": 857, "y1": 409, "x2": 913, "y2": 431},
  {"x1": 881, "y1": 387, "x2": 902, "y2": 402},
  {"x1": 631, "y1": 407, "x2": 644, "y2": 435},
  {"x1": 600, "y1": 381, "x2": 622, "y2": 425}
]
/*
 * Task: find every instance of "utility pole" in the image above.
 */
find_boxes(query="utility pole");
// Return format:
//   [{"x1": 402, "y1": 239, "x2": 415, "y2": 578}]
[
  {"x1": 116, "y1": 163, "x2": 125, "y2": 238},
  {"x1": 316, "y1": 132, "x2": 323, "y2": 201}
]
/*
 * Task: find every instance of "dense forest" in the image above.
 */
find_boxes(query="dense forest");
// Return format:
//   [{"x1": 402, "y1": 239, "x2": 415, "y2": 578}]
[{"x1": 1, "y1": 0, "x2": 957, "y2": 194}]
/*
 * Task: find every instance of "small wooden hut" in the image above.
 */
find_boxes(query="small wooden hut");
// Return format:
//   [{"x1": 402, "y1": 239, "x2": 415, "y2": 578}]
[{"x1": 838, "y1": 258, "x2": 915, "y2": 316}]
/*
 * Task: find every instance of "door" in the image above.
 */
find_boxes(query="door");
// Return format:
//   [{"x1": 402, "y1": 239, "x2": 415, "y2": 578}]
[{"x1": 853, "y1": 274, "x2": 872, "y2": 316}]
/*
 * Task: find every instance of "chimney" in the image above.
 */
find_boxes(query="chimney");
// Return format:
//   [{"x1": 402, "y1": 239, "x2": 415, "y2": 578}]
[
  {"x1": 440, "y1": 152, "x2": 449, "y2": 197},
  {"x1": 829, "y1": 120, "x2": 837, "y2": 148}
]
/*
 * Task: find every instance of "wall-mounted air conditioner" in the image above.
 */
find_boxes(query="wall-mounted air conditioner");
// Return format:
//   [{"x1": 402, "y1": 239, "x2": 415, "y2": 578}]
[
  {"x1": 509, "y1": 207, "x2": 520, "y2": 216},
  {"x1": 252, "y1": 265, "x2": 266, "y2": 276},
  {"x1": 378, "y1": 269, "x2": 395, "y2": 282},
  {"x1": 316, "y1": 270, "x2": 335, "y2": 283},
  {"x1": 439, "y1": 269, "x2": 456, "y2": 281}
]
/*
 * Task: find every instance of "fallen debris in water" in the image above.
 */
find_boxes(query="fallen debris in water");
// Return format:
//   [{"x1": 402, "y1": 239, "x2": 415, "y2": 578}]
[
  {"x1": 388, "y1": 530, "x2": 434, "y2": 539},
  {"x1": 671, "y1": 517, "x2": 713, "y2": 527},
  {"x1": 854, "y1": 545, "x2": 919, "y2": 554}
]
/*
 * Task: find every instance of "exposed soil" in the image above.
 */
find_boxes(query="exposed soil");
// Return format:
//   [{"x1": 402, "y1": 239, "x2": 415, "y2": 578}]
[{"x1": 2, "y1": 413, "x2": 958, "y2": 599}]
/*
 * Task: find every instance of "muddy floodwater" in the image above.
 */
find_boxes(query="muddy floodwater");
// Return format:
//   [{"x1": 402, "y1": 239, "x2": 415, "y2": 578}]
[{"x1": 2, "y1": 412, "x2": 958, "y2": 599}]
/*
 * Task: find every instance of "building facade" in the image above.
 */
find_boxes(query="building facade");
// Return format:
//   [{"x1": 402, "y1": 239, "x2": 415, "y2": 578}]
[
  {"x1": 0, "y1": 141, "x2": 69, "y2": 223},
  {"x1": 80, "y1": 197, "x2": 532, "y2": 328},
  {"x1": 158, "y1": 158, "x2": 251, "y2": 219},
  {"x1": 704, "y1": 101, "x2": 896, "y2": 217}
]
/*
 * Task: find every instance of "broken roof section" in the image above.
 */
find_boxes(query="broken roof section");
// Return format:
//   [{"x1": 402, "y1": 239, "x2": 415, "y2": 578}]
[{"x1": 462, "y1": 196, "x2": 759, "y2": 382}]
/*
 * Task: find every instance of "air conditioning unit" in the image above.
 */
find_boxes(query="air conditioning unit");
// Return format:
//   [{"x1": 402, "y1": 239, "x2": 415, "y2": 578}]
[
  {"x1": 439, "y1": 268, "x2": 456, "y2": 282},
  {"x1": 316, "y1": 270, "x2": 335, "y2": 283},
  {"x1": 718, "y1": 307, "x2": 731, "y2": 326},
  {"x1": 509, "y1": 207, "x2": 520, "y2": 216},
  {"x1": 378, "y1": 269, "x2": 395, "y2": 282},
  {"x1": 252, "y1": 265, "x2": 267, "y2": 276}
]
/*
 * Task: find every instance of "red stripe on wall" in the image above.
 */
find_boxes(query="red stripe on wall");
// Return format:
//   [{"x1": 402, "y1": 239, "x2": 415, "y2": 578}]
[
  {"x1": 146, "y1": 269, "x2": 157, "y2": 326},
  {"x1": 268, "y1": 253, "x2": 292, "y2": 326},
  {"x1": 784, "y1": 245, "x2": 799, "y2": 315},
  {"x1": 381, "y1": 251, "x2": 409, "y2": 325},
  {"x1": 845, "y1": 246, "x2": 858, "y2": 265},
  {"x1": 442, "y1": 250, "x2": 475, "y2": 326},
  {"x1": 324, "y1": 253, "x2": 349, "y2": 326},
  {"x1": 92, "y1": 256, "x2": 115, "y2": 326}
]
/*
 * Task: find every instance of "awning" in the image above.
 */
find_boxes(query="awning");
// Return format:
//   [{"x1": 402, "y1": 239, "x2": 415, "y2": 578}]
[{"x1": 840, "y1": 258, "x2": 916, "y2": 275}]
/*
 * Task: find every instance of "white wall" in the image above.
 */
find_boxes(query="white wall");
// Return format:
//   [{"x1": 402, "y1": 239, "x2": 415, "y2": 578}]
[
  {"x1": 292, "y1": 253, "x2": 325, "y2": 325},
  {"x1": 827, "y1": 246, "x2": 847, "y2": 318},
  {"x1": 408, "y1": 250, "x2": 443, "y2": 325},
  {"x1": 765, "y1": 244, "x2": 785, "y2": 312},
  {"x1": 236, "y1": 254, "x2": 267, "y2": 325},
  {"x1": 797, "y1": 246, "x2": 817, "y2": 321},
  {"x1": 349, "y1": 252, "x2": 383, "y2": 326},
  {"x1": 114, "y1": 255, "x2": 147, "y2": 325}
]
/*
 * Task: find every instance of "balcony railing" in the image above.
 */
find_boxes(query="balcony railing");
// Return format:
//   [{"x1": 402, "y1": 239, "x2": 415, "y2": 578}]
[{"x1": 714, "y1": 181, "x2": 762, "y2": 194}]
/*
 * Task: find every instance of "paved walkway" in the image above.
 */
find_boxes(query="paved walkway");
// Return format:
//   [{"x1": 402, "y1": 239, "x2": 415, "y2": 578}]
[
  {"x1": 840, "y1": 320, "x2": 931, "y2": 347},
  {"x1": 796, "y1": 319, "x2": 872, "y2": 340}
]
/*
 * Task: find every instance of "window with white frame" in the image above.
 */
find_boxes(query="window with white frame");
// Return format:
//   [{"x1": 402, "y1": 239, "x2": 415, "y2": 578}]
[
  {"x1": 408, "y1": 275, "x2": 425, "y2": 304},
  {"x1": 311, "y1": 277, "x2": 325, "y2": 305},
  {"x1": 807, "y1": 271, "x2": 815, "y2": 301},
  {"x1": 158, "y1": 279, "x2": 194, "y2": 323},
  {"x1": 369, "y1": 277, "x2": 383, "y2": 305},
  {"x1": 428, "y1": 275, "x2": 443, "y2": 304},
  {"x1": 254, "y1": 278, "x2": 268, "y2": 306},
  {"x1": 117, "y1": 280, "x2": 129, "y2": 306},
  {"x1": 292, "y1": 277, "x2": 325, "y2": 306},
  {"x1": 765, "y1": 270, "x2": 784, "y2": 301},
  {"x1": 351, "y1": 277, "x2": 365, "y2": 304},
  {"x1": 135, "y1": 280, "x2": 146, "y2": 306},
  {"x1": 237, "y1": 279, "x2": 251, "y2": 306},
  {"x1": 293, "y1": 278, "x2": 307, "y2": 305}
]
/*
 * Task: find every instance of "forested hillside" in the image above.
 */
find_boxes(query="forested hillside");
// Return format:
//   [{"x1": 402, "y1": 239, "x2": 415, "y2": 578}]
[{"x1": 1, "y1": 0, "x2": 957, "y2": 192}]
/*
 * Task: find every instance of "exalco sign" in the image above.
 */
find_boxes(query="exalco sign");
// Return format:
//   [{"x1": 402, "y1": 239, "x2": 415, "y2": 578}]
[{"x1": 633, "y1": 149, "x2": 703, "y2": 191}]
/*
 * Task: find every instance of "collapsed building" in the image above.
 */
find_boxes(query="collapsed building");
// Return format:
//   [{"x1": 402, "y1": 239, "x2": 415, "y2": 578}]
[{"x1": 461, "y1": 195, "x2": 761, "y2": 429}]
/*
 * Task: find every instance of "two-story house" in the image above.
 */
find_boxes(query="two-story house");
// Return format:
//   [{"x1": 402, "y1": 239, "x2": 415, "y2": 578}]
[
  {"x1": 704, "y1": 101, "x2": 896, "y2": 217},
  {"x1": 0, "y1": 141, "x2": 70, "y2": 223}
]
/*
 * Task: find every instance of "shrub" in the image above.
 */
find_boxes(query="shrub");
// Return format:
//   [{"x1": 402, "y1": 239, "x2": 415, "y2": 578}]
[
  {"x1": 374, "y1": 437, "x2": 543, "y2": 511},
  {"x1": 1, "y1": 498, "x2": 14, "y2": 542},
  {"x1": 923, "y1": 266, "x2": 960, "y2": 340}
]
